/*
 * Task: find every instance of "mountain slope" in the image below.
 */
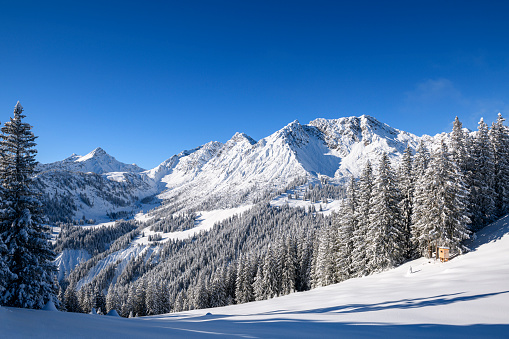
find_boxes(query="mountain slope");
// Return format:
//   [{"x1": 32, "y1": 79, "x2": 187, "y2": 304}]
[{"x1": 4, "y1": 214, "x2": 509, "y2": 338}]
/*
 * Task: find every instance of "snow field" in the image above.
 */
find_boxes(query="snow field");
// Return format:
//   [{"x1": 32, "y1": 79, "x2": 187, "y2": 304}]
[{"x1": 4, "y1": 214, "x2": 509, "y2": 338}]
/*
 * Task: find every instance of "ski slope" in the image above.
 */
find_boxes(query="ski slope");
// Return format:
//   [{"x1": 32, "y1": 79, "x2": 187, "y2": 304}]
[{"x1": 2, "y1": 215, "x2": 509, "y2": 338}]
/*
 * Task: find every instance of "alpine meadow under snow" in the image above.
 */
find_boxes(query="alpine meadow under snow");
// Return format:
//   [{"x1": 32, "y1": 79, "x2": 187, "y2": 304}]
[{"x1": 1, "y1": 103, "x2": 509, "y2": 338}]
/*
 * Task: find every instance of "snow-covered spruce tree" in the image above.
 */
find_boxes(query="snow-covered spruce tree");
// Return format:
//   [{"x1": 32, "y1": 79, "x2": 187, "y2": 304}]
[
  {"x1": 366, "y1": 152, "x2": 404, "y2": 272},
  {"x1": 295, "y1": 232, "x2": 313, "y2": 292},
  {"x1": 253, "y1": 263, "x2": 266, "y2": 301},
  {"x1": 262, "y1": 245, "x2": 281, "y2": 298},
  {"x1": 235, "y1": 253, "x2": 255, "y2": 304},
  {"x1": 209, "y1": 267, "x2": 227, "y2": 308},
  {"x1": 313, "y1": 224, "x2": 336, "y2": 287},
  {"x1": 397, "y1": 146, "x2": 414, "y2": 259},
  {"x1": 351, "y1": 161, "x2": 374, "y2": 277},
  {"x1": 280, "y1": 237, "x2": 296, "y2": 295},
  {"x1": 450, "y1": 117, "x2": 474, "y2": 224},
  {"x1": 450, "y1": 117, "x2": 469, "y2": 176},
  {"x1": 334, "y1": 176, "x2": 357, "y2": 282},
  {"x1": 489, "y1": 113, "x2": 509, "y2": 216},
  {"x1": 470, "y1": 118, "x2": 496, "y2": 229},
  {"x1": 0, "y1": 102, "x2": 56, "y2": 308},
  {"x1": 412, "y1": 139, "x2": 470, "y2": 257},
  {"x1": 413, "y1": 140, "x2": 430, "y2": 181}
]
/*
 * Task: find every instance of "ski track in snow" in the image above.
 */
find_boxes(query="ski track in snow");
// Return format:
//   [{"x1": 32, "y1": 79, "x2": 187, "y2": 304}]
[{"x1": 4, "y1": 215, "x2": 509, "y2": 338}]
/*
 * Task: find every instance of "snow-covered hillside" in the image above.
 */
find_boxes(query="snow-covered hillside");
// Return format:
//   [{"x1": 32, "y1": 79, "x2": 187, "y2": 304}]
[
  {"x1": 54, "y1": 205, "x2": 253, "y2": 282},
  {"x1": 3, "y1": 214, "x2": 508, "y2": 338}
]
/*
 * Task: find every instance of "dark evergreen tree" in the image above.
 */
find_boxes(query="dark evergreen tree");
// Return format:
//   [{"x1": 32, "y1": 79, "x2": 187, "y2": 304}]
[
  {"x1": 280, "y1": 237, "x2": 296, "y2": 295},
  {"x1": 335, "y1": 176, "x2": 357, "y2": 282},
  {"x1": 367, "y1": 153, "x2": 404, "y2": 272},
  {"x1": 235, "y1": 254, "x2": 253, "y2": 304},
  {"x1": 0, "y1": 102, "x2": 56, "y2": 308},
  {"x1": 471, "y1": 118, "x2": 496, "y2": 229},
  {"x1": 413, "y1": 140, "x2": 430, "y2": 180},
  {"x1": 351, "y1": 161, "x2": 374, "y2": 277},
  {"x1": 397, "y1": 146, "x2": 414, "y2": 259},
  {"x1": 253, "y1": 264, "x2": 265, "y2": 301},
  {"x1": 64, "y1": 283, "x2": 81, "y2": 313},
  {"x1": 209, "y1": 267, "x2": 227, "y2": 308},
  {"x1": 489, "y1": 113, "x2": 509, "y2": 216},
  {"x1": 313, "y1": 225, "x2": 335, "y2": 287}
]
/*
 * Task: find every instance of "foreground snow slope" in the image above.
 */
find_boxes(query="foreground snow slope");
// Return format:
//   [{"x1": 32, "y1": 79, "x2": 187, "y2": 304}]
[{"x1": 2, "y1": 216, "x2": 509, "y2": 338}]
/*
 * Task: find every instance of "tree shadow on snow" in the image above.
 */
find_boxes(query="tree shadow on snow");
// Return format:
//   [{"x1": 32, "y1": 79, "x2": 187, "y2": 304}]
[{"x1": 281, "y1": 290, "x2": 509, "y2": 315}]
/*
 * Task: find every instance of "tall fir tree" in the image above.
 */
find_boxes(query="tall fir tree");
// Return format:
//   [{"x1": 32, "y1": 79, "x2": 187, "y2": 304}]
[
  {"x1": 397, "y1": 146, "x2": 414, "y2": 259},
  {"x1": 280, "y1": 237, "x2": 296, "y2": 295},
  {"x1": 351, "y1": 161, "x2": 374, "y2": 277},
  {"x1": 471, "y1": 118, "x2": 496, "y2": 229},
  {"x1": 235, "y1": 253, "x2": 255, "y2": 304},
  {"x1": 450, "y1": 117, "x2": 468, "y2": 171},
  {"x1": 489, "y1": 113, "x2": 509, "y2": 216},
  {"x1": 0, "y1": 102, "x2": 56, "y2": 308},
  {"x1": 335, "y1": 176, "x2": 357, "y2": 282},
  {"x1": 413, "y1": 140, "x2": 430, "y2": 181},
  {"x1": 367, "y1": 153, "x2": 404, "y2": 272},
  {"x1": 313, "y1": 225, "x2": 335, "y2": 287}
]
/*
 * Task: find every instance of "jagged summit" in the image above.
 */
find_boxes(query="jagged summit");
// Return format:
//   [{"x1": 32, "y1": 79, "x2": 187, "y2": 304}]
[
  {"x1": 77, "y1": 147, "x2": 108, "y2": 162},
  {"x1": 228, "y1": 132, "x2": 256, "y2": 145}
]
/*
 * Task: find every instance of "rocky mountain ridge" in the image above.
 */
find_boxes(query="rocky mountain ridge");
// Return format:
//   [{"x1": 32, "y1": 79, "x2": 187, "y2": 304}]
[{"x1": 37, "y1": 115, "x2": 425, "y2": 222}]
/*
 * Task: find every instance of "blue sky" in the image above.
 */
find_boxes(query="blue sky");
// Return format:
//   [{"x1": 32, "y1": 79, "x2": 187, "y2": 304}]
[{"x1": 1, "y1": 1, "x2": 508, "y2": 169}]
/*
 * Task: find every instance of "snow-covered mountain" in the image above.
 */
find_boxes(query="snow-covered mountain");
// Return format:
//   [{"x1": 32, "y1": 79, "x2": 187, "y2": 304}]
[
  {"x1": 39, "y1": 147, "x2": 144, "y2": 174},
  {"x1": 35, "y1": 148, "x2": 154, "y2": 223},
  {"x1": 37, "y1": 115, "x2": 426, "y2": 222},
  {"x1": 144, "y1": 115, "x2": 423, "y2": 211}
]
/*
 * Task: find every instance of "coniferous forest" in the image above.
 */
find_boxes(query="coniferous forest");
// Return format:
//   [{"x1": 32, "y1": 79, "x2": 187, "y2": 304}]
[{"x1": 1, "y1": 102, "x2": 509, "y2": 318}]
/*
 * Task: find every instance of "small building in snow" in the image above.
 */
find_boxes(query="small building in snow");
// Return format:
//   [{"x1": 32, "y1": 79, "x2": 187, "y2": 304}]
[{"x1": 438, "y1": 247, "x2": 450, "y2": 262}]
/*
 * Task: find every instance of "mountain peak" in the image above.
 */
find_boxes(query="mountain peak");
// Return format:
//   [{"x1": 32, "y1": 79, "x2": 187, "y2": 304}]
[
  {"x1": 78, "y1": 147, "x2": 108, "y2": 162},
  {"x1": 40, "y1": 147, "x2": 144, "y2": 174},
  {"x1": 229, "y1": 132, "x2": 256, "y2": 145}
]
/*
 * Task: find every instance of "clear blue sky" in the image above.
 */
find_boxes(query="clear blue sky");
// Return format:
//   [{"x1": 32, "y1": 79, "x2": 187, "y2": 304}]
[{"x1": 1, "y1": 1, "x2": 508, "y2": 169}]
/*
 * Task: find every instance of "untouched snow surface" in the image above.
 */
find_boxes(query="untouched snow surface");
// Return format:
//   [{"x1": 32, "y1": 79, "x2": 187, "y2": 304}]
[{"x1": 2, "y1": 215, "x2": 509, "y2": 338}]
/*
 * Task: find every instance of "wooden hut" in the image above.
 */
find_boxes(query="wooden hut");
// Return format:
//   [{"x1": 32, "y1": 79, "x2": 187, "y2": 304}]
[{"x1": 438, "y1": 247, "x2": 450, "y2": 262}]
